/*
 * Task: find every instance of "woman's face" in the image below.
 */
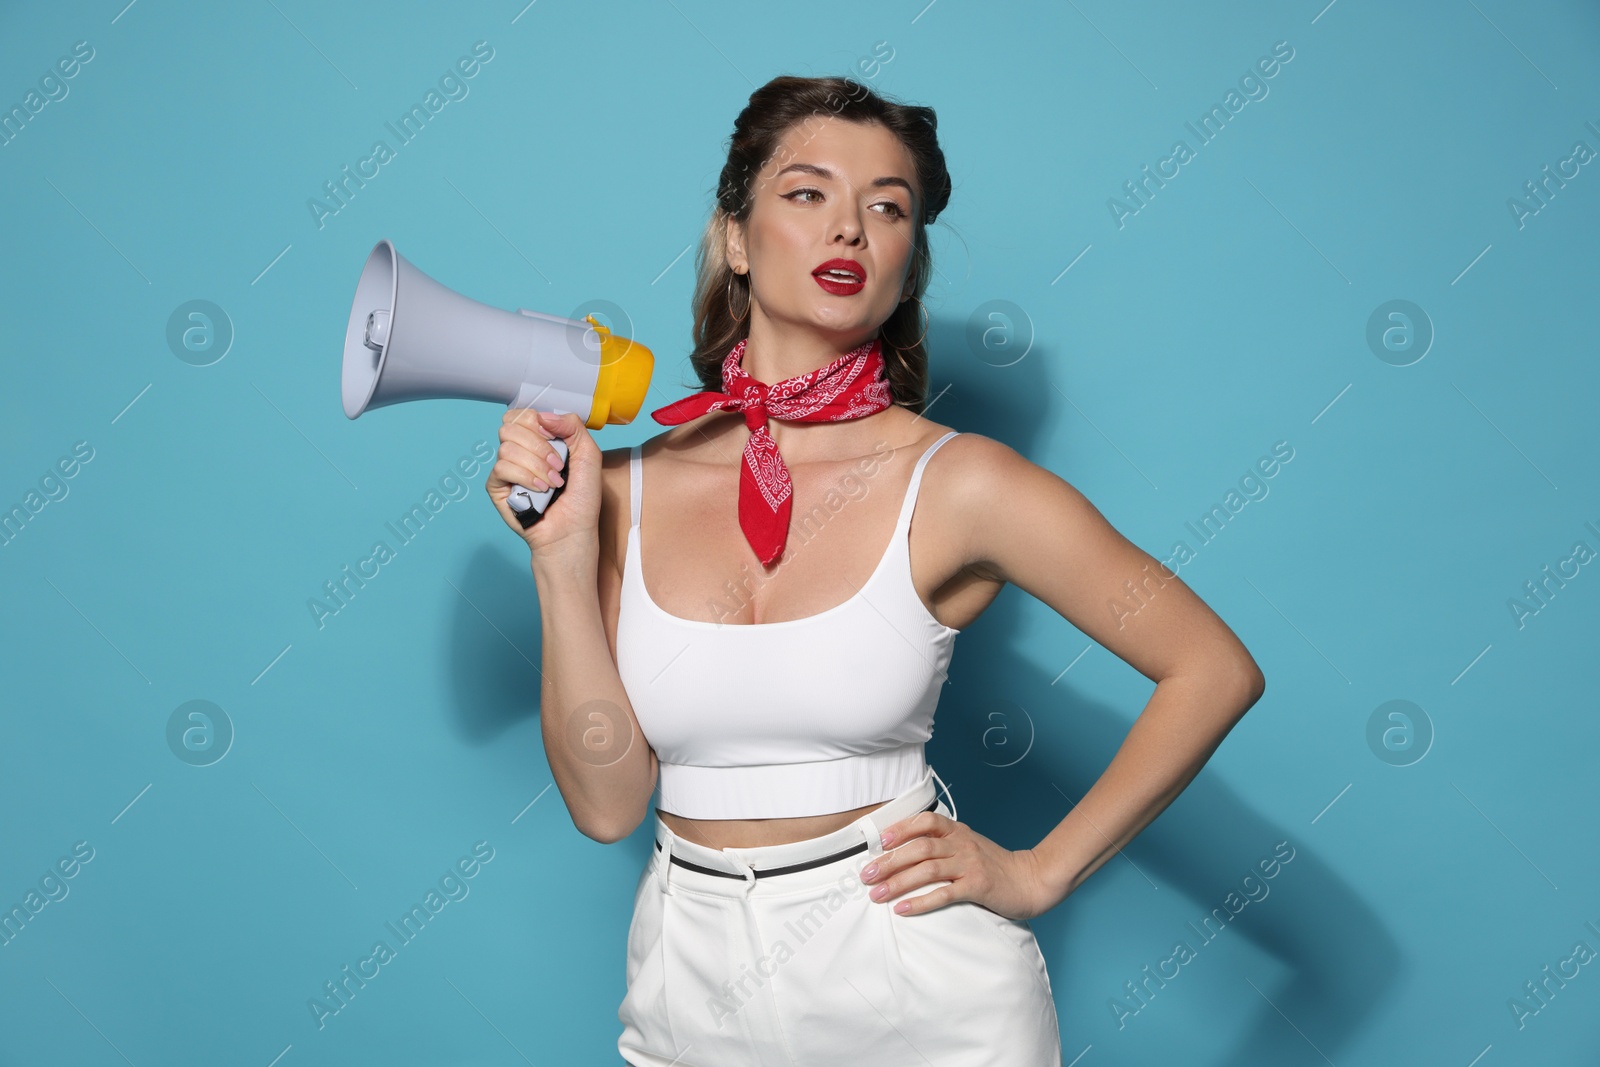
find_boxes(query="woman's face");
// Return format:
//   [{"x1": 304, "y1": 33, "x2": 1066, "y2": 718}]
[{"x1": 727, "y1": 117, "x2": 921, "y2": 345}]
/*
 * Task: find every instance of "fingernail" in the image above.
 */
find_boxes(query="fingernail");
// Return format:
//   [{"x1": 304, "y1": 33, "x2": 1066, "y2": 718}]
[
  {"x1": 880, "y1": 831, "x2": 894, "y2": 848},
  {"x1": 547, "y1": 469, "x2": 564, "y2": 486},
  {"x1": 894, "y1": 901, "x2": 911, "y2": 914},
  {"x1": 870, "y1": 884, "x2": 887, "y2": 900},
  {"x1": 861, "y1": 863, "x2": 878, "y2": 880}
]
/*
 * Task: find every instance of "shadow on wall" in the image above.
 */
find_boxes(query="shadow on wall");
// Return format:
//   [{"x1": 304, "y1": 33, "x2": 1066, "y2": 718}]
[{"x1": 920, "y1": 317, "x2": 1399, "y2": 1062}]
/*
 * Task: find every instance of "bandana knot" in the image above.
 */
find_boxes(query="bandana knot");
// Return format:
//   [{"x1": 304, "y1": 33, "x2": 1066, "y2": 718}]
[{"x1": 648, "y1": 336, "x2": 894, "y2": 565}]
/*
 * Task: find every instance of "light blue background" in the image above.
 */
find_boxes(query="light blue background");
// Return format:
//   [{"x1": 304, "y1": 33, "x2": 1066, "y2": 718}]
[{"x1": 2, "y1": 1, "x2": 1598, "y2": 1064}]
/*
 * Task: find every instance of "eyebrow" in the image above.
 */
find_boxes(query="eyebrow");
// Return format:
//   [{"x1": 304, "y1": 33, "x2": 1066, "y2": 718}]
[{"x1": 775, "y1": 162, "x2": 915, "y2": 199}]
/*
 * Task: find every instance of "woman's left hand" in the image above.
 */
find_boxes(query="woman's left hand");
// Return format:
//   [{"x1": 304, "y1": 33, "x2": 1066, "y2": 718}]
[{"x1": 859, "y1": 810, "x2": 1057, "y2": 921}]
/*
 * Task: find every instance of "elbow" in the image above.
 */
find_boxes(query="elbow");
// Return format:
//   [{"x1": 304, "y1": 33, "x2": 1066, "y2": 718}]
[
  {"x1": 578, "y1": 809, "x2": 647, "y2": 846},
  {"x1": 1232, "y1": 661, "x2": 1266, "y2": 712}
]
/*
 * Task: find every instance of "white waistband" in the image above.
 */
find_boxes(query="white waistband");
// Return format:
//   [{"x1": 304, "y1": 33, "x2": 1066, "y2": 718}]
[{"x1": 654, "y1": 742, "x2": 929, "y2": 821}]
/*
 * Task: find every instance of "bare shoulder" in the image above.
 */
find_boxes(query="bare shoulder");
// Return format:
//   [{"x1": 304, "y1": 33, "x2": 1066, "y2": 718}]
[{"x1": 923, "y1": 430, "x2": 1102, "y2": 583}]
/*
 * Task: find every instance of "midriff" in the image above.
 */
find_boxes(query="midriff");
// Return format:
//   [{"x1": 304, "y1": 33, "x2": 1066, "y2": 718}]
[{"x1": 656, "y1": 801, "x2": 891, "y2": 850}]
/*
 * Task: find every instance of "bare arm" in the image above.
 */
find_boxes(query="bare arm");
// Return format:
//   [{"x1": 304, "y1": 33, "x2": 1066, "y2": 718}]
[
  {"x1": 951, "y1": 434, "x2": 1266, "y2": 908},
  {"x1": 490, "y1": 411, "x2": 657, "y2": 844}
]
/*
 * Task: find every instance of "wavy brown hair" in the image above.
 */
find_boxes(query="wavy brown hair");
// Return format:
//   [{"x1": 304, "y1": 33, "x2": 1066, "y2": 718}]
[{"x1": 685, "y1": 75, "x2": 953, "y2": 415}]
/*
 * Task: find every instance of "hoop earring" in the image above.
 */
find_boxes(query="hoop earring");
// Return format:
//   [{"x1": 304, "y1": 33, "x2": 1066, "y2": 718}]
[
  {"x1": 726, "y1": 271, "x2": 749, "y2": 321},
  {"x1": 887, "y1": 296, "x2": 929, "y2": 351}
]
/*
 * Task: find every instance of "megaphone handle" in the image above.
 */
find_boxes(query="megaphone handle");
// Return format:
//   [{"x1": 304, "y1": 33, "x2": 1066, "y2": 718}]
[{"x1": 506, "y1": 437, "x2": 570, "y2": 528}]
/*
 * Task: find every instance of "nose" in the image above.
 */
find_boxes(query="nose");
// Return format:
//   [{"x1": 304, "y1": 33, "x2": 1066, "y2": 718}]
[{"x1": 830, "y1": 202, "x2": 865, "y2": 245}]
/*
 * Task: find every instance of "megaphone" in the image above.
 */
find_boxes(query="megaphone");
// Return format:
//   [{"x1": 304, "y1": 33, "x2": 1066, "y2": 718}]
[{"x1": 341, "y1": 239, "x2": 654, "y2": 527}]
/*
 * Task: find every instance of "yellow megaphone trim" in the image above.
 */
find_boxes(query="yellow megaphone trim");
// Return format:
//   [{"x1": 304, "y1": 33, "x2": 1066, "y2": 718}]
[{"x1": 582, "y1": 315, "x2": 655, "y2": 429}]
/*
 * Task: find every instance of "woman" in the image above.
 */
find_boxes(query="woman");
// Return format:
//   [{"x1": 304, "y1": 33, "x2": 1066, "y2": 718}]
[{"x1": 486, "y1": 75, "x2": 1264, "y2": 1066}]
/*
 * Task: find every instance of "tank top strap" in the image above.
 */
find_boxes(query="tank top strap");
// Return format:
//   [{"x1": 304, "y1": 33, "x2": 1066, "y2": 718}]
[
  {"x1": 891, "y1": 430, "x2": 961, "y2": 537},
  {"x1": 629, "y1": 444, "x2": 642, "y2": 531}
]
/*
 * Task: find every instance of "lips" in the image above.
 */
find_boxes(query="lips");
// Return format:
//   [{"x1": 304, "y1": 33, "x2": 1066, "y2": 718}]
[{"x1": 813, "y1": 258, "x2": 866, "y2": 295}]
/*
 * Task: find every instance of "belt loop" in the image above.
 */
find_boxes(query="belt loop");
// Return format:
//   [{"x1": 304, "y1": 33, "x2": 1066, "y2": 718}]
[
  {"x1": 656, "y1": 832, "x2": 674, "y2": 895},
  {"x1": 930, "y1": 766, "x2": 957, "y2": 823},
  {"x1": 724, "y1": 850, "x2": 759, "y2": 898}
]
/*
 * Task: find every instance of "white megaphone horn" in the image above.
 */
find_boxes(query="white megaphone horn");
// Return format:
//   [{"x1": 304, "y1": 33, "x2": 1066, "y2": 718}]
[{"x1": 342, "y1": 239, "x2": 654, "y2": 528}]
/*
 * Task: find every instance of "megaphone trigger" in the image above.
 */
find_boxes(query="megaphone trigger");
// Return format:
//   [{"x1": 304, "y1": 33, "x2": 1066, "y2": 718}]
[{"x1": 505, "y1": 435, "x2": 569, "y2": 528}]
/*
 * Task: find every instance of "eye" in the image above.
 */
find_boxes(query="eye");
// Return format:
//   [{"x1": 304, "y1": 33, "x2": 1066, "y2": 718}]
[{"x1": 782, "y1": 187, "x2": 909, "y2": 219}]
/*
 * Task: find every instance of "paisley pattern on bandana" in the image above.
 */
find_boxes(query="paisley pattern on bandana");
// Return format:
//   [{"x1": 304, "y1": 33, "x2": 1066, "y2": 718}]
[{"x1": 649, "y1": 336, "x2": 894, "y2": 565}]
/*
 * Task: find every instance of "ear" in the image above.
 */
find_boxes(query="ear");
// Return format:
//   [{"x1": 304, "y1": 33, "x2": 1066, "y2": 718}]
[{"x1": 725, "y1": 215, "x2": 748, "y2": 274}]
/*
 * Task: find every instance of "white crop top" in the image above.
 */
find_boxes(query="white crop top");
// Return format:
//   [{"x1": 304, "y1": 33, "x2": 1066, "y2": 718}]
[{"x1": 615, "y1": 431, "x2": 963, "y2": 819}]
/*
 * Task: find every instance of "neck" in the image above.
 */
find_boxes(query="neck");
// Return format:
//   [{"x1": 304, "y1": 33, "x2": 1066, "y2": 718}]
[{"x1": 738, "y1": 308, "x2": 875, "y2": 387}]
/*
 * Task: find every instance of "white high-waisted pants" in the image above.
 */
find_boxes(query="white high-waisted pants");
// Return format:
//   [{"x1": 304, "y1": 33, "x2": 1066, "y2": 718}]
[{"x1": 617, "y1": 766, "x2": 1063, "y2": 1066}]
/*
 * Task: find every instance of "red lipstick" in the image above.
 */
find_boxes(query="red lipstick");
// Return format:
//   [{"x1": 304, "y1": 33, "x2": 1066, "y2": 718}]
[{"x1": 812, "y1": 258, "x2": 866, "y2": 296}]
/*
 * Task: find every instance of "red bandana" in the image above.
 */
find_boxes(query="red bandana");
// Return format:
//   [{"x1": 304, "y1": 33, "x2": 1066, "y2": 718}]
[{"x1": 649, "y1": 336, "x2": 894, "y2": 565}]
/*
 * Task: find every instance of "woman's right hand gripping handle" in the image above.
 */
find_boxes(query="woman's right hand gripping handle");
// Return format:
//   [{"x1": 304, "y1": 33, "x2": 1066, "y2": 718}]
[
  {"x1": 486, "y1": 409, "x2": 599, "y2": 561},
  {"x1": 485, "y1": 408, "x2": 654, "y2": 843}
]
